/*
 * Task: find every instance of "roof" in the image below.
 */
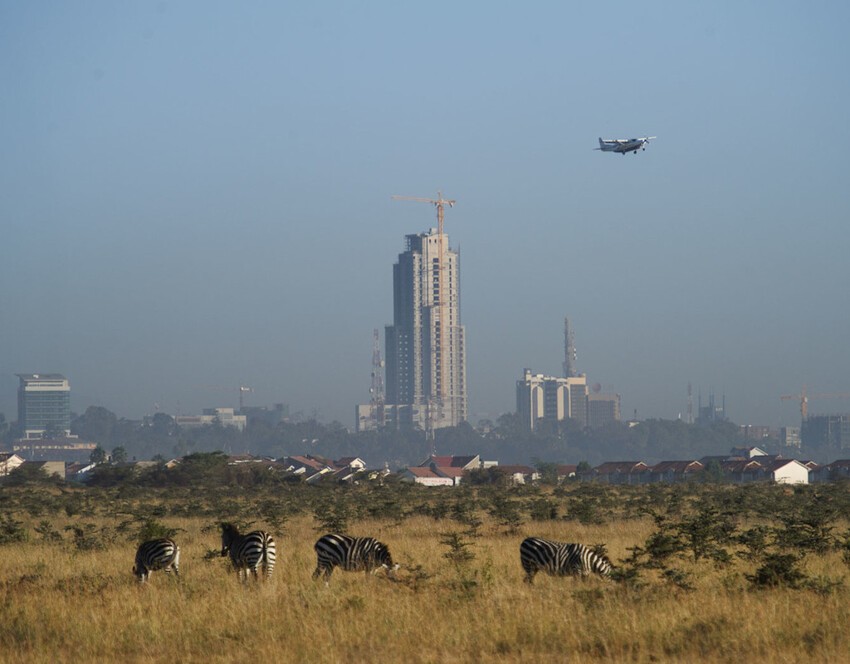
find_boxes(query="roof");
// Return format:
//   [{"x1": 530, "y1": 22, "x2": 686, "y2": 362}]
[
  {"x1": 763, "y1": 459, "x2": 807, "y2": 473},
  {"x1": 721, "y1": 460, "x2": 764, "y2": 473},
  {"x1": 16, "y1": 373, "x2": 67, "y2": 381},
  {"x1": 594, "y1": 461, "x2": 649, "y2": 475},
  {"x1": 497, "y1": 465, "x2": 536, "y2": 475},
  {"x1": 433, "y1": 466, "x2": 466, "y2": 478},
  {"x1": 421, "y1": 455, "x2": 478, "y2": 469},
  {"x1": 284, "y1": 456, "x2": 328, "y2": 472},
  {"x1": 403, "y1": 467, "x2": 440, "y2": 478},
  {"x1": 651, "y1": 460, "x2": 704, "y2": 474}
]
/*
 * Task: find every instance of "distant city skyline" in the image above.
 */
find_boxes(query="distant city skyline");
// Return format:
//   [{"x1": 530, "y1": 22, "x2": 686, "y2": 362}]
[{"x1": 2, "y1": 3, "x2": 848, "y2": 430}]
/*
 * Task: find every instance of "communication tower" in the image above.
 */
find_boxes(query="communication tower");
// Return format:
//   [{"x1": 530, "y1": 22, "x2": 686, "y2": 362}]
[
  {"x1": 370, "y1": 329, "x2": 385, "y2": 428},
  {"x1": 563, "y1": 317, "x2": 577, "y2": 377}
]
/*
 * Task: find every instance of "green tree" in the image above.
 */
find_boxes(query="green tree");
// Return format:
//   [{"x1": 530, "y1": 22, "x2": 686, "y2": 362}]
[
  {"x1": 72, "y1": 406, "x2": 118, "y2": 444},
  {"x1": 90, "y1": 445, "x2": 107, "y2": 464},
  {"x1": 111, "y1": 446, "x2": 128, "y2": 464},
  {"x1": 535, "y1": 461, "x2": 559, "y2": 485}
]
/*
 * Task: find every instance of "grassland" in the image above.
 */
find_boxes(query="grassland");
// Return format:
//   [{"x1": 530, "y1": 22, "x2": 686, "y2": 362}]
[{"x1": 1, "y1": 479, "x2": 849, "y2": 663}]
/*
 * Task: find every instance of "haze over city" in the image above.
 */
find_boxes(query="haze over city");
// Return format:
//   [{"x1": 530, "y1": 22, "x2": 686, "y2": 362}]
[{"x1": 2, "y1": 2, "x2": 849, "y2": 430}]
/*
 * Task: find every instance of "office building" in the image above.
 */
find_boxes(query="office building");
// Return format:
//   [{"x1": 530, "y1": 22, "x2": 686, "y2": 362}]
[
  {"x1": 517, "y1": 369, "x2": 588, "y2": 431},
  {"x1": 174, "y1": 407, "x2": 247, "y2": 432},
  {"x1": 16, "y1": 373, "x2": 71, "y2": 439},
  {"x1": 587, "y1": 392, "x2": 621, "y2": 429},
  {"x1": 802, "y1": 415, "x2": 850, "y2": 449},
  {"x1": 384, "y1": 229, "x2": 467, "y2": 431}
]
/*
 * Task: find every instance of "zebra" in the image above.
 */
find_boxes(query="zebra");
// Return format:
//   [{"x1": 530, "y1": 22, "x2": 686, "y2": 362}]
[
  {"x1": 133, "y1": 538, "x2": 180, "y2": 583},
  {"x1": 520, "y1": 537, "x2": 612, "y2": 583},
  {"x1": 220, "y1": 523, "x2": 276, "y2": 582},
  {"x1": 312, "y1": 533, "x2": 398, "y2": 583}
]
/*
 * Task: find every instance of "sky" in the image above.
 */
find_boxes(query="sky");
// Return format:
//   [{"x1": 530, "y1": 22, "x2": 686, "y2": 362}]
[{"x1": 2, "y1": 1, "x2": 849, "y2": 430}]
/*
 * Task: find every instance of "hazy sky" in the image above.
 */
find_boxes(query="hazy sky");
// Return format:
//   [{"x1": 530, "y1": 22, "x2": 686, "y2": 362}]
[{"x1": 2, "y1": 1, "x2": 849, "y2": 429}]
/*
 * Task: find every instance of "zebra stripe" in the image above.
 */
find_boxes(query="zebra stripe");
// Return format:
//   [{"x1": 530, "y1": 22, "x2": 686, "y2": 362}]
[
  {"x1": 133, "y1": 538, "x2": 180, "y2": 583},
  {"x1": 220, "y1": 523, "x2": 276, "y2": 582},
  {"x1": 520, "y1": 537, "x2": 612, "y2": 583},
  {"x1": 313, "y1": 534, "x2": 397, "y2": 582}
]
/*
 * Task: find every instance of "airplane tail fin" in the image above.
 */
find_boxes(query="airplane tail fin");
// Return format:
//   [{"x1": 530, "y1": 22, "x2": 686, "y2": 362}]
[{"x1": 598, "y1": 137, "x2": 604, "y2": 148}]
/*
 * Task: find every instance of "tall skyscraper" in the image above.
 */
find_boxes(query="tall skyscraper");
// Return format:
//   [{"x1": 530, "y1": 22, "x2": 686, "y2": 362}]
[
  {"x1": 16, "y1": 373, "x2": 71, "y2": 439},
  {"x1": 384, "y1": 229, "x2": 467, "y2": 431}
]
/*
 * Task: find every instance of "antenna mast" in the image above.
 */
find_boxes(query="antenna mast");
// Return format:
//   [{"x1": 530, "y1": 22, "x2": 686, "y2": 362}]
[
  {"x1": 687, "y1": 382, "x2": 694, "y2": 424},
  {"x1": 370, "y1": 328, "x2": 385, "y2": 429},
  {"x1": 563, "y1": 317, "x2": 576, "y2": 377}
]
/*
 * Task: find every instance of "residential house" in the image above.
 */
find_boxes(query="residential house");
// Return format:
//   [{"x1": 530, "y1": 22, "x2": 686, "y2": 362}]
[
  {"x1": 331, "y1": 457, "x2": 367, "y2": 483},
  {"x1": 22, "y1": 460, "x2": 66, "y2": 480},
  {"x1": 0, "y1": 453, "x2": 25, "y2": 477},
  {"x1": 763, "y1": 459, "x2": 809, "y2": 485},
  {"x1": 721, "y1": 459, "x2": 765, "y2": 483},
  {"x1": 496, "y1": 465, "x2": 539, "y2": 485},
  {"x1": 281, "y1": 455, "x2": 334, "y2": 483},
  {"x1": 399, "y1": 466, "x2": 454, "y2": 486},
  {"x1": 729, "y1": 446, "x2": 768, "y2": 459},
  {"x1": 555, "y1": 464, "x2": 578, "y2": 482},
  {"x1": 419, "y1": 455, "x2": 481, "y2": 471},
  {"x1": 812, "y1": 459, "x2": 850, "y2": 482},
  {"x1": 592, "y1": 461, "x2": 650, "y2": 484},
  {"x1": 649, "y1": 460, "x2": 705, "y2": 483}
]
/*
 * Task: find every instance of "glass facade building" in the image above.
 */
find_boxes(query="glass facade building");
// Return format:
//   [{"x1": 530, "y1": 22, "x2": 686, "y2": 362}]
[{"x1": 16, "y1": 374, "x2": 71, "y2": 439}]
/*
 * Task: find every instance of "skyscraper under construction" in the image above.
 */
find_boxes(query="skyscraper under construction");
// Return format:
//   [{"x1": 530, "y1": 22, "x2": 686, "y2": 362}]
[{"x1": 384, "y1": 228, "x2": 467, "y2": 431}]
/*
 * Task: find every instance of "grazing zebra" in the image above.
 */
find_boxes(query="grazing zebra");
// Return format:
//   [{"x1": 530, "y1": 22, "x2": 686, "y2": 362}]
[
  {"x1": 220, "y1": 523, "x2": 276, "y2": 582},
  {"x1": 133, "y1": 538, "x2": 180, "y2": 583},
  {"x1": 313, "y1": 534, "x2": 398, "y2": 583},
  {"x1": 520, "y1": 537, "x2": 612, "y2": 583}
]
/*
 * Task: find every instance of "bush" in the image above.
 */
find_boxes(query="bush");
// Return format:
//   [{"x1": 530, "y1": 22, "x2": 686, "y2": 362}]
[
  {"x1": 0, "y1": 514, "x2": 28, "y2": 544},
  {"x1": 746, "y1": 552, "x2": 807, "y2": 588}
]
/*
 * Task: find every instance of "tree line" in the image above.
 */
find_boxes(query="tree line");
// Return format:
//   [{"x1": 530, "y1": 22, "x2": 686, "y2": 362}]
[{"x1": 30, "y1": 406, "x2": 785, "y2": 468}]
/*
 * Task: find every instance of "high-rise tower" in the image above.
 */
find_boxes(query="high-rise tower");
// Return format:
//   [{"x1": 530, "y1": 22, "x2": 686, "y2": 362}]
[{"x1": 385, "y1": 229, "x2": 467, "y2": 431}]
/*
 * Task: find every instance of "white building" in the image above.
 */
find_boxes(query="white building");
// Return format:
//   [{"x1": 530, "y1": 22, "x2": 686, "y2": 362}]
[
  {"x1": 765, "y1": 459, "x2": 809, "y2": 485},
  {"x1": 0, "y1": 453, "x2": 25, "y2": 477},
  {"x1": 516, "y1": 369, "x2": 588, "y2": 430},
  {"x1": 175, "y1": 407, "x2": 247, "y2": 432}
]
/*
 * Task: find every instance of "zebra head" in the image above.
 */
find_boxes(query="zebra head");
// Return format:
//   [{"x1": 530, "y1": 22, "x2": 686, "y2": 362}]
[
  {"x1": 220, "y1": 522, "x2": 238, "y2": 557},
  {"x1": 376, "y1": 541, "x2": 399, "y2": 577}
]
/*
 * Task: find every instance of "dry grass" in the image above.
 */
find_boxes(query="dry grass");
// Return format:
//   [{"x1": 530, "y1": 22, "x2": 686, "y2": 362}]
[{"x1": 1, "y1": 504, "x2": 849, "y2": 663}]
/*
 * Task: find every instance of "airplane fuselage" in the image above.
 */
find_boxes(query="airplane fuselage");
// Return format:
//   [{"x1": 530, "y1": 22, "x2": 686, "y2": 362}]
[{"x1": 597, "y1": 136, "x2": 655, "y2": 155}]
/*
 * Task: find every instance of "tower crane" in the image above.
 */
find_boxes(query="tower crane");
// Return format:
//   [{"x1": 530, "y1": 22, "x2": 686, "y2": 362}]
[
  {"x1": 391, "y1": 191, "x2": 456, "y2": 440},
  {"x1": 780, "y1": 385, "x2": 850, "y2": 420}
]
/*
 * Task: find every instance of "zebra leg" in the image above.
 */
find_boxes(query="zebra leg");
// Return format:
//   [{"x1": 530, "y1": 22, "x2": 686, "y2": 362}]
[
  {"x1": 313, "y1": 564, "x2": 332, "y2": 582},
  {"x1": 172, "y1": 548, "x2": 180, "y2": 577}
]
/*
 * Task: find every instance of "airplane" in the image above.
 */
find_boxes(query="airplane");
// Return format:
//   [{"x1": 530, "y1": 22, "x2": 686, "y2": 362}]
[{"x1": 595, "y1": 136, "x2": 656, "y2": 155}]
